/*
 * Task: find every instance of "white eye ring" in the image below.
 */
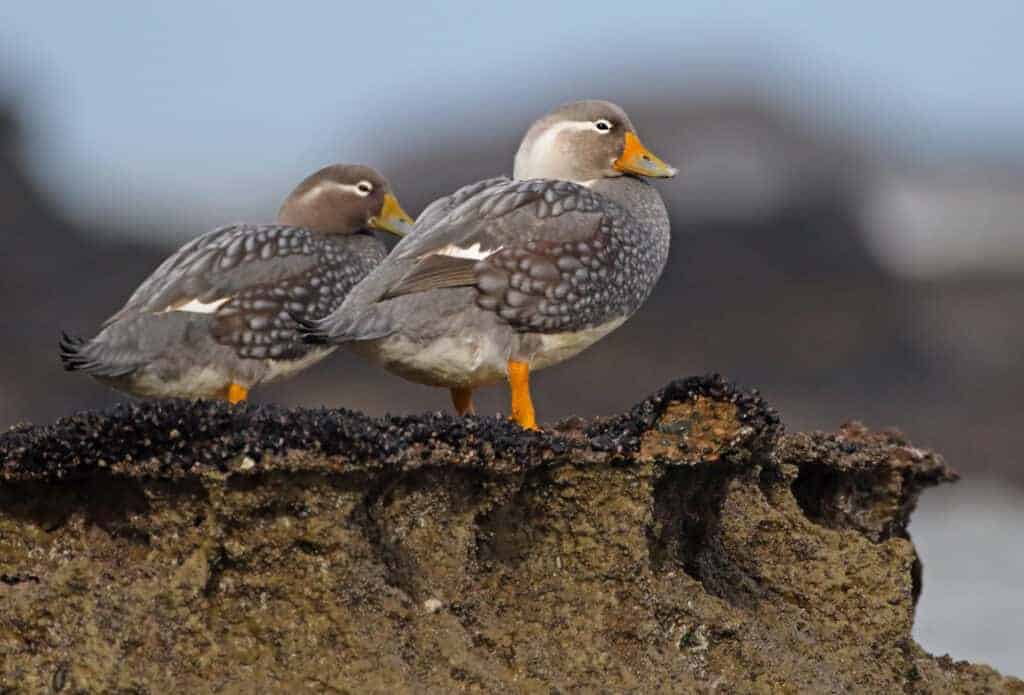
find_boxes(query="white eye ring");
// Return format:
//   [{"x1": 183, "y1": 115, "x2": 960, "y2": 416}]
[
  {"x1": 594, "y1": 119, "x2": 613, "y2": 132},
  {"x1": 355, "y1": 180, "x2": 373, "y2": 196}
]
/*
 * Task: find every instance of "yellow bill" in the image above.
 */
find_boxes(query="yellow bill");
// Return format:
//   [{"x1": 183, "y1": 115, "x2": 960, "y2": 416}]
[{"x1": 369, "y1": 193, "x2": 414, "y2": 237}]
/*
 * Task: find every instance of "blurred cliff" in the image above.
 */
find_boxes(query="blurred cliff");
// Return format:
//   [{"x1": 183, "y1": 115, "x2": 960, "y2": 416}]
[{"x1": 3, "y1": 94, "x2": 1022, "y2": 489}]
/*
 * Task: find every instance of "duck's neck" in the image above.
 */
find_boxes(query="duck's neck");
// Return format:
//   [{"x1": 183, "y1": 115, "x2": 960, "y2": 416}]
[{"x1": 589, "y1": 176, "x2": 669, "y2": 231}]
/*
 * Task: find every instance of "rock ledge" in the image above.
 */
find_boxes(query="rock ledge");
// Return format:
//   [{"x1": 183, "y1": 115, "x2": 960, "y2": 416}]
[{"x1": 1, "y1": 375, "x2": 1019, "y2": 693}]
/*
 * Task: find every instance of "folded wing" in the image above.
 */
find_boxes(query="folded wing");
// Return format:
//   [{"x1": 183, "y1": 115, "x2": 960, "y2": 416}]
[
  {"x1": 349, "y1": 179, "x2": 639, "y2": 336},
  {"x1": 106, "y1": 224, "x2": 319, "y2": 326}
]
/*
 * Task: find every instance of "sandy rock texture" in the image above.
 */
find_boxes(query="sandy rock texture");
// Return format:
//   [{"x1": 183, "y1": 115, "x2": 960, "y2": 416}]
[{"x1": 1, "y1": 375, "x2": 1020, "y2": 693}]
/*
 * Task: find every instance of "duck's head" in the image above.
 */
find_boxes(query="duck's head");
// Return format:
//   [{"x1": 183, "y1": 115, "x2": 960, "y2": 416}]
[
  {"x1": 513, "y1": 100, "x2": 677, "y2": 183},
  {"x1": 277, "y1": 164, "x2": 414, "y2": 237}
]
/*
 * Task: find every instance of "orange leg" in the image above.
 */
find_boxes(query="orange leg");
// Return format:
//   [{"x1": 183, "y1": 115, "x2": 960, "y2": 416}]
[
  {"x1": 451, "y1": 387, "x2": 475, "y2": 416},
  {"x1": 225, "y1": 383, "x2": 249, "y2": 405},
  {"x1": 506, "y1": 360, "x2": 538, "y2": 430}
]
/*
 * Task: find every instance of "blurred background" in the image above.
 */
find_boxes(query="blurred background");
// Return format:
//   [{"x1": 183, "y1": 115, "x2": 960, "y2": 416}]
[{"x1": 2, "y1": 1, "x2": 1021, "y2": 676}]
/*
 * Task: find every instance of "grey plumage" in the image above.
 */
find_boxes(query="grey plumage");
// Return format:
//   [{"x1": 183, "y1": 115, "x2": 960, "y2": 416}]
[
  {"x1": 203, "y1": 227, "x2": 385, "y2": 360},
  {"x1": 305, "y1": 176, "x2": 670, "y2": 387},
  {"x1": 300, "y1": 100, "x2": 676, "y2": 407},
  {"x1": 395, "y1": 178, "x2": 665, "y2": 332},
  {"x1": 61, "y1": 163, "x2": 412, "y2": 400},
  {"x1": 61, "y1": 225, "x2": 386, "y2": 396}
]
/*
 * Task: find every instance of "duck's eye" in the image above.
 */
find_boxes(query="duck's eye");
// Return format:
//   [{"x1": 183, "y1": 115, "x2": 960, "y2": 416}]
[
  {"x1": 594, "y1": 119, "x2": 613, "y2": 132},
  {"x1": 355, "y1": 181, "x2": 373, "y2": 196}
]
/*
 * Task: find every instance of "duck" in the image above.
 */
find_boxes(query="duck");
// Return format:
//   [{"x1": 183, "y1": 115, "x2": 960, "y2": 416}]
[
  {"x1": 60, "y1": 164, "x2": 413, "y2": 403},
  {"x1": 300, "y1": 101, "x2": 676, "y2": 429}
]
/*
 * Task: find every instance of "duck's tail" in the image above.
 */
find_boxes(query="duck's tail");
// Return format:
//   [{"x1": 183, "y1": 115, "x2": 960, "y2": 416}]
[
  {"x1": 292, "y1": 310, "x2": 393, "y2": 345},
  {"x1": 291, "y1": 314, "x2": 333, "y2": 345},
  {"x1": 58, "y1": 331, "x2": 90, "y2": 371},
  {"x1": 58, "y1": 330, "x2": 138, "y2": 378}
]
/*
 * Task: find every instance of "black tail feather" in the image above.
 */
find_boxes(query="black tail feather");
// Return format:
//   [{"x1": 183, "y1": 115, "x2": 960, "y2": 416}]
[
  {"x1": 290, "y1": 313, "x2": 330, "y2": 345},
  {"x1": 58, "y1": 330, "x2": 135, "y2": 376},
  {"x1": 59, "y1": 329, "x2": 140, "y2": 378},
  {"x1": 58, "y1": 331, "x2": 91, "y2": 371}
]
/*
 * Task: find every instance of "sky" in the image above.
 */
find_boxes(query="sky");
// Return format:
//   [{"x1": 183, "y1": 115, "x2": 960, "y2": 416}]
[{"x1": 3, "y1": 1, "x2": 1024, "y2": 238}]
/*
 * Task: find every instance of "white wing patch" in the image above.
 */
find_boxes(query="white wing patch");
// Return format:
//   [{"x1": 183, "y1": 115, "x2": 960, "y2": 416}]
[
  {"x1": 162, "y1": 296, "x2": 233, "y2": 315},
  {"x1": 434, "y1": 242, "x2": 500, "y2": 261}
]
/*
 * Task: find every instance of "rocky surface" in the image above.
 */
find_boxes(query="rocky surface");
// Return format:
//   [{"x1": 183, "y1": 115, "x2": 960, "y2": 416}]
[{"x1": 0, "y1": 375, "x2": 1019, "y2": 693}]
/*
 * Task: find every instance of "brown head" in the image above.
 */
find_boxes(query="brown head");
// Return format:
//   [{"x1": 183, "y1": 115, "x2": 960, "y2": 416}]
[{"x1": 276, "y1": 164, "x2": 413, "y2": 236}]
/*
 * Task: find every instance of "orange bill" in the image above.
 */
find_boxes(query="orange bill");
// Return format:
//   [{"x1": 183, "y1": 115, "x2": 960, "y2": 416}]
[{"x1": 614, "y1": 131, "x2": 677, "y2": 178}]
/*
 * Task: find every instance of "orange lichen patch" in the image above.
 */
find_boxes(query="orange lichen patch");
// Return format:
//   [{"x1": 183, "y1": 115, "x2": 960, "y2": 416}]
[{"x1": 640, "y1": 396, "x2": 743, "y2": 464}]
